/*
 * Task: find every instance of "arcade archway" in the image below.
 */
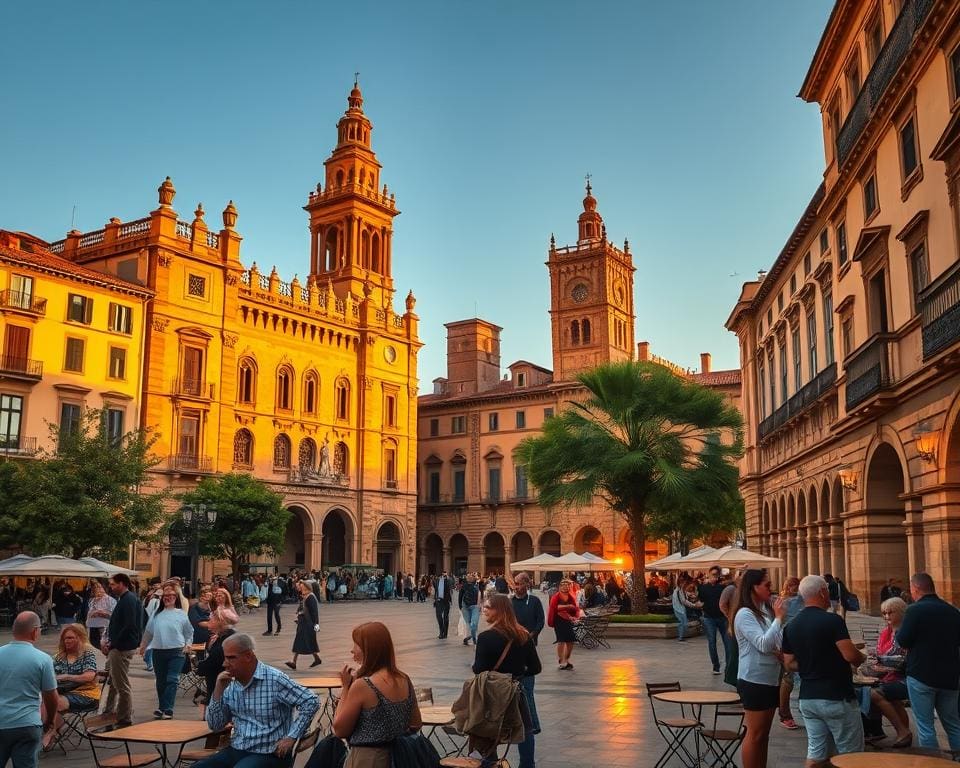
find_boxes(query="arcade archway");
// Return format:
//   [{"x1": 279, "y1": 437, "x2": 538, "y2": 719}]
[
  {"x1": 321, "y1": 508, "x2": 352, "y2": 568},
  {"x1": 376, "y1": 521, "x2": 402, "y2": 575}
]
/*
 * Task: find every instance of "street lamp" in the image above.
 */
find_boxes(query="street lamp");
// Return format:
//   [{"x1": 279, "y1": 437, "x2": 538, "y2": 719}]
[{"x1": 180, "y1": 503, "x2": 217, "y2": 595}]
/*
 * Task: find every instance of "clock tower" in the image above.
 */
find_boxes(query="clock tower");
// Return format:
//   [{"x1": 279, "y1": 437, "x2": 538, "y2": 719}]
[{"x1": 547, "y1": 181, "x2": 636, "y2": 381}]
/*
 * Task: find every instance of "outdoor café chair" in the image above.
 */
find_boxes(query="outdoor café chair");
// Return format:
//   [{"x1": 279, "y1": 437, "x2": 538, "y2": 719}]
[
  {"x1": 646, "y1": 681, "x2": 699, "y2": 768},
  {"x1": 174, "y1": 729, "x2": 231, "y2": 767},
  {"x1": 86, "y1": 733, "x2": 162, "y2": 768},
  {"x1": 698, "y1": 702, "x2": 745, "y2": 767},
  {"x1": 45, "y1": 669, "x2": 114, "y2": 753},
  {"x1": 574, "y1": 613, "x2": 612, "y2": 649}
]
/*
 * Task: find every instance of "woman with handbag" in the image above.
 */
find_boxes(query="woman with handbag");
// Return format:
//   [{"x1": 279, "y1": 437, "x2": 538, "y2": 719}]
[
  {"x1": 286, "y1": 580, "x2": 321, "y2": 670},
  {"x1": 41, "y1": 624, "x2": 101, "y2": 749},
  {"x1": 869, "y1": 596, "x2": 912, "y2": 747},
  {"x1": 332, "y1": 621, "x2": 423, "y2": 768}
]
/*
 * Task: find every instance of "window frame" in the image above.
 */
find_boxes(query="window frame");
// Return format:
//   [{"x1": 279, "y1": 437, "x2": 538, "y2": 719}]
[
  {"x1": 66, "y1": 294, "x2": 93, "y2": 325},
  {"x1": 107, "y1": 346, "x2": 127, "y2": 380},
  {"x1": 59, "y1": 401, "x2": 83, "y2": 439},
  {"x1": 451, "y1": 415, "x2": 465, "y2": 434},
  {"x1": 63, "y1": 336, "x2": 85, "y2": 374},
  {"x1": 897, "y1": 112, "x2": 922, "y2": 196},
  {"x1": 863, "y1": 172, "x2": 879, "y2": 222},
  {"x1": 488, "y1": 412, "x2": 499, "y2": 432},
  {"x1": 108, "y1": 302, "x2": 133, "y2": 335},
  {"x1": 515, "y1": 410, "x2": 526, "y2": 429}
]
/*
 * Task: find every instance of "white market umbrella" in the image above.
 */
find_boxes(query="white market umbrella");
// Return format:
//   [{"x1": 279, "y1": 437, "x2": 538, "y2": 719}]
[
  {"x1": 510, "y1": 553, "x2": 560, "y2": 572},
  {"x1": 680, "y1": 545, "x2": 784, "y2": 569},
  {"x1": 549, "y1": 552, "x2": 620, "y2": 571},
  {"x1": 646, "y1": 545, "x2": 716, "y2": 571},
  {"x1": 79, "y1": 557, "x2": 138, "y2": 577},
  {"x1": 0, "y1": 555, "x2": 106, "y2": 578},
  {"x1": 0, "y1": 554, "x2": 35, "y2": 568}
]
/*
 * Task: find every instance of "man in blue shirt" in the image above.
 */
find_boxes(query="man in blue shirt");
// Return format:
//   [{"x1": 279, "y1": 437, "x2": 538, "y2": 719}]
[
  {"x1": 196, "y1": 633, "x2": 318, "y2": 767},
  {"x1": 0, "y1": 612, "x2": 58, "y2": 767}
]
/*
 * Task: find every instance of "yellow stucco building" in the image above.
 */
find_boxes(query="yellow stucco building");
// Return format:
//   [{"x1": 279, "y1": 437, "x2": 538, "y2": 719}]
[{"x1": 40, "y1": 84, "x2": 421, "y2": 579}]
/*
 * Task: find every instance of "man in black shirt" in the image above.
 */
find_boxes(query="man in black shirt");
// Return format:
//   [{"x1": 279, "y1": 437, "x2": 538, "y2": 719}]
[
  {"x1": 782, "y1": 575, "x2": 864, "y2": 767},
  {"x1": 432, "y1": 571, "x2": 453, "y2": 639},
  {"x1": 102, "y1": 574, "x2": 143, "y2": 728},
  {"x1": 697, "y1": 566, "x2": 731, "y2": 675},
  {"x1": 896, "y1": 572, "x2": 960, "y2": 751},
  {"x1": 52, "y1": 584, "x2": 82, "y2": 626},
  {"x1": 510, "y1": 572, "x2": 543, "y2": 768}
]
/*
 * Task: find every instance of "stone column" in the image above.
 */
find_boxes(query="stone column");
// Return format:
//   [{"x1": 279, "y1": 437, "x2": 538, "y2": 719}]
[
  {"x1": 796, "y1": 528, "x2": 807, "y2": 579},
  {"x1": 829, "y1": 520, "x2": 845, "y2": 581},
  {"x1": 819, "y1": 524, "x2": 831, "y2": 575},
  {"x1": 442, "y1": 547, "x2": 451, "y2": 574},
  {"x1": 786, "y1": 530, "x2": 797, "y2": 581},
  {"x1": 504, "y1": 544, "x2": 512, "y2": 576},
  {"x1": 306, "y1": 534, "x2": 322, "y2": 572}
]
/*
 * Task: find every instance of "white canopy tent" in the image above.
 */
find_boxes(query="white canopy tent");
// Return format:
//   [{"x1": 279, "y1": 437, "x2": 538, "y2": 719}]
[
  {"x1": 79, "y1": 557, "x2": 138, "y2": 577},
  {"x1": 509, "y1": 553, "x2": 560, "y2": 572},
  {"x1": 645, "y1": 545, "x2": 717, "y2": 571},
  {"x1": 0, "y1": 555, "x2": 107, "y2": 578},
  {"x1": 550, "y1": 552, "x2": 620, "y2": 571},
  {"x1": 680, "y1": 545, "x2": 784, "y2": 569}
]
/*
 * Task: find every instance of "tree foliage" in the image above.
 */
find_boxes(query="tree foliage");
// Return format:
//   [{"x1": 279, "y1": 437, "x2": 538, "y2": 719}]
[
  {"x1": 179, "y1": 473, "x2": 291, "y2": 585},
  {"x1": 515, "y1": 361, "x2": 744, "y2": 613},
  {"x1": 5, "y1": 409, "x2": 168, "y2": 559}
]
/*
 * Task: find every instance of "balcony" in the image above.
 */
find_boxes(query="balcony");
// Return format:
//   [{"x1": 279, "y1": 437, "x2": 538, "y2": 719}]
[
  {"x1": 508, "y1": 488, "x2": 534, "y2": 503},
  {"x1": 169, "y1": 454, "x2": 213, "y2": 473},
  {"x1": 0, "y1": 436, "x2": 37, "y2": 456},
  {"x1": 421, "y1": 493, "x2": 466, "y2": 506},
  {"x1": 0, "y1": 290, "x2": 47, "y2": 316},
  {"x1": 845, "y1": 333, "x2": 897, "y2": 409},
  {"x1": 483, "y1": 492, "x2": 501, "y2": 506},
  {"x1": 171, "y1": 378, "x2": 215, "y2": 399},
  {"x1": 758, "y1": 363, "x2": 838, "y2": 441},
  {"x1": 920, "y1": 262, "x2": 960, "y2": 360},
  {"x1": 835, "y1": 0, "x2": 934, "y2": 165},
  {"x1": 0, "y1": 355, "x2": 43, "y2": 381}
]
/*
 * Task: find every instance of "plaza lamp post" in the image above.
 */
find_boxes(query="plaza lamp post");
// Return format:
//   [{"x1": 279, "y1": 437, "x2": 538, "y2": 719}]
[{"x1": 181, "y1": 503, "x2": 217, "y2": 597}]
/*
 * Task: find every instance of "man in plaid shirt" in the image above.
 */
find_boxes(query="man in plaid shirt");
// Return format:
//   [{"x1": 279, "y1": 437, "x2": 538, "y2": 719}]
[{"x1": 196, "y1": 633, "x2": 319, "y2": 767}]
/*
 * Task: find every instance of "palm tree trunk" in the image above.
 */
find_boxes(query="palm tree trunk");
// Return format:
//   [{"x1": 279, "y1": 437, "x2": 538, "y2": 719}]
[{"x1": 628, "y1": 505, "x2": 648, "y2": 615}]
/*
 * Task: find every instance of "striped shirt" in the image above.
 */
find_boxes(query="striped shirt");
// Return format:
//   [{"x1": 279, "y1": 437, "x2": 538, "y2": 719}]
[{"x1": 207, "y1": 661, "x2": 319, "y2": 754}]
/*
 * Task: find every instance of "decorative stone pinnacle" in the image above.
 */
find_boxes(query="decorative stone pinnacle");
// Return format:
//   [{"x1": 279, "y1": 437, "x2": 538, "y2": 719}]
[
  {"x1": 405, "y1": 290, "x2": 416, "y2": 313},
  {"x1": 158, "y1": 176, "x2": 176, "y2": 207},
  {"x1": 194, "y1": 203, "x2": 205, "y2": 222},
  {"x1": 222, "y1": 200, "x2": 238, "y2": 229}
]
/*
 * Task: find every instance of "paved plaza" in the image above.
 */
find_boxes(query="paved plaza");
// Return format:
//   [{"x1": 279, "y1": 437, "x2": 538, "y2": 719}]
[{"x1": 28, "y1": 594, "x2": 897, "y2": 767}]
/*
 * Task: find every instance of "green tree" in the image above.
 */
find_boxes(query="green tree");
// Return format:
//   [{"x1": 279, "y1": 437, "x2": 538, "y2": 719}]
[
  {"x1": 17, "y1": 409, "x2": 167, "y2": 559},
  {"x1": 516, "y1": 361, "x2": 743, "y2": 614},
  {"x1": 645, "y1": 476, "x2": 745, "y2": 557},
  {"x1": 179, "y1": 473, "x2": 291, "y2": 585}
]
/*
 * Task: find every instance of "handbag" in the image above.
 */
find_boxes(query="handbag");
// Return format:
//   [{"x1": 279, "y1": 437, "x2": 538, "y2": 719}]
[
  {"x1": 57, "y1": 680, "x2": 81, "y2": 694},
  {"x1": 844, "y1": 593, "x2": 860, "y2": 612},
  {"x1": 305, "y1": 733, "x2": 347, "y2": 768}
]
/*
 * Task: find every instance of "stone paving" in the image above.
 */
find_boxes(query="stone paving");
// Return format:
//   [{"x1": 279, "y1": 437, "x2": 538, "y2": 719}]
[{"x1": 26, "y1": 594, "x2": 941, "y2": 767}]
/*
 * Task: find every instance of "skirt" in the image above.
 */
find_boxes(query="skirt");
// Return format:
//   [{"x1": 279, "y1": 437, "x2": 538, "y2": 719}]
[
  {"x1": 553, "y1": 617, "x2": 576, "y2": 644},
  {"x1": 344, "y1": 745, "x2": 390, "y2": 768},
  {"x1": 292, "y1": 620, "x2": 319, "y2": 654}
]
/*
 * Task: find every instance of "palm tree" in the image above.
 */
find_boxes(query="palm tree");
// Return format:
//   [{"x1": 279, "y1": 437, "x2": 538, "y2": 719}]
[{"x1": 515, "y1": 361, "x2": 743, "y2": 614}]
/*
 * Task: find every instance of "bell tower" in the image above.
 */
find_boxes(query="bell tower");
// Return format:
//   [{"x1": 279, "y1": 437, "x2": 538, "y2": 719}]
[
  {"x1": 304, "y1": 79, "x2": 398, "y2": 308},
  {"x1": 547, "y1": 181, "x2": 636, "y2": 381}
]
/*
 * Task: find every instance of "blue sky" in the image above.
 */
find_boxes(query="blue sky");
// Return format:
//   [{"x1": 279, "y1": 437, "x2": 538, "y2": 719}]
[{"x1": 0, "y1": 2, "x2": 833, "y2": 386}]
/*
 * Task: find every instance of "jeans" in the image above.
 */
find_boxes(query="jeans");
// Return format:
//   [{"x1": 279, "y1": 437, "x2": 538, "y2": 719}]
[
  {"x1": 0, "y1": 725, "x2": 41, "y2": 768},
  {"x1": 702, "y1": 615, "x2": 730, "y2": 670},
  {"x1": 463, "y1": 605, "x2": 479, "y2": 643},
  {"x1": 517, "y1": 675, "x2": 540, "y2": 768},
  {"x1": 798, "y1": 698, "x2": 864, "y2": 760},
  {"x1": 144, "y1": 647, "x2": 153, "y2": 670},
  {"x1": 906, "y1": 676, "x2": 960, "y2": 750},
  {"x1": 152, "y1": 648, "x2": 185, "y2": 714},
  {"x1": 266, "y1": 602, "x2": 281, "y2": 633},
  {"x1": 192, "y1": 746, "x2": 292, "y2": 768},
  {"x1": 674, "y1": 610, "x2": 687, "y2": 640}
]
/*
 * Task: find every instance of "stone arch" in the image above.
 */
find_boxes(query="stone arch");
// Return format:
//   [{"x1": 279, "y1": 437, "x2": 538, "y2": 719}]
[
  {"x1": 375, "y1": 520, "x2": 403, "y2": 575},
  {"x1": 273, "y1": 433, "x2": 292, "y2": 469},
  {"x1": 862, "y1": 442, "x2": 912, "y2": 609},
  {"x1": 276, "y1": 364, "x2": 294, "y2": 410},
  {"x1": 511, "y1": 531, "x2": 534, "y2": 564},
  {"x1": 320, "y1": 507, "x2": 354, "y2": 568},
  {"x1": 538, "y1": 529, "x2": 562, "y2": 556},
  {"x1": 422, "y1": 533, "x2": 444, "y2": 576},
  {"x1": 778, "y1": 496, "x2": 787, "y2": 530},
  {"x1": 282, "y1": 504, "x2": 313, "y2": 571},
  {"x1": 360, "y1": 229, "x2": 370, "y2": 269},
  {"x1": 298, "y1": 437, "x2": 317, "y2": 473},
  {"x1": 483, "y1": 531, "x2": 506, "y2": 576},
  {"x1": 787, "y1": 493, "x2": 796, "y2": 529},
  {"x1": 325, "y1": 227, "x2": 340, "y2": 270},
  {"x1": 616, "y1": 526, "x2": 636, "y2": 570},
  {"x1": 449, "y1": 533, "x2": 469, "y2": 576},
  {"x1": 371, "y1": 232, "x2": 381, "y2": 273},
  {"x1": 237, "y1": 356, "x2": 257, "y2": 404},
  {"x1": 574, "y1": 525, "x2": 604, "y2": 557},
  {"x1": 830, "y1": 477, "x2": 846, "y2": 580}
]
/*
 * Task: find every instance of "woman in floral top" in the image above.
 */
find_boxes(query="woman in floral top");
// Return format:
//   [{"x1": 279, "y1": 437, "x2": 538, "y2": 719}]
[
  {"x1": 870, "y1": 596, "x2": 912, "y2": 747},
  {"x1": 41, "y1": 624, "x2": 100, "y2": 749}
]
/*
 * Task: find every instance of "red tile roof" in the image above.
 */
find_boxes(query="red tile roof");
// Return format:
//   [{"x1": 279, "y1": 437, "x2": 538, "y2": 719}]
[{"x1": 691, "y1": 369, "x2": 741, "y2": 387}]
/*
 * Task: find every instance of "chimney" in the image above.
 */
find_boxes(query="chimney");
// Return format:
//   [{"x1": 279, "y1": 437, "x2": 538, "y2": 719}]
[
  {"x1": 700, "y1": 353, "x2": 712, "y2": 374},
  {"x1": 637, "y1": 341, "x2": 650, "y2": 362}
]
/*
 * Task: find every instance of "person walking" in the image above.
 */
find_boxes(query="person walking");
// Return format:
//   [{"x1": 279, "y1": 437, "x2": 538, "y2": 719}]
[
  {"x1": 459, "y1": 574, "x2": 480, "y2": 646},
  {"x1": 698, "y1": 566, "x2": 732, "y2": 674},
  {"x1": 433, "y1": 571, "x2": 453, "y2": 639},
  {"x1": 547, "y1": 579, "x2": 578, "y2": 670},
  {"x1": 896, "y1": 572, "x2": 960, "y2": 752},
  {"x1": 84, "y1": 580, "x2": 115, "y2": 652},
  {"x1": 782, "y1": 575, "x2": 865, "y2": 766},
  {"x1": 264, "y1": 576, "x2": 283, "y2": 637},
  {"x1": 510, "y1": 573, "x2": 545, "y2": 768},
  {"x1": 285, "y1": 580, "x2": 321, "y2": 670},
  {"x1": 101, "y1": 574, "x2": 142, "y2": 728},
  {"x1": 0, "y1": 612, "x2": 58, "y2": 767},
  {"x1": 672, "y1": 575, "x2": 702, "y2": 642},
  {"x1": 732, "y1": 568, "x2": 786, "y2": 768},
  {"x1": 139, "y1": 583, "x2": 194, "y2": 719},
  {"x1": 777, "y1": 577, "x2": 803, "y2": 731}
]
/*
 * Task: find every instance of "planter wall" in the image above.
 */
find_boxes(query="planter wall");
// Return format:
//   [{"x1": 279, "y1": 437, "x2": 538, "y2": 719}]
[{"x1": 606, "y1": 620, "x2": 702, "y2": 640}]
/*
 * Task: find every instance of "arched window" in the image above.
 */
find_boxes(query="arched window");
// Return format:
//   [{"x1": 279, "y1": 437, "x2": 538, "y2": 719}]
[
  {"x1": 303, "y1": 372, "x2": 318, "y2": 415},
  {"x1": 582, "y1": 318, "x2": 591, "y2": 344},
  {"x1": 335, "y1": 169, "x2": 344, "y2": 188},
  {"x1": 361, "y1": 230, "x2": 370, "y2": 269},
  {"x1": 384, "y1": 441, "x2": 398, "y2": 489},
  {"x1": 299, "y1": 438, "x2": 317, "y2": 472},
  {"x1": 233, "y1": 429, "x2": 253, "y2": 468},
  {"x1": 273, "y1": 434, "x2": 291, "y2": 469},
  {"x1": 237, "y1": 358, "x2": 256, "y2": 404},
  {"x1": 571, "y1": 320, "x2": 580, "y2": 345},
  {"x1": 325, "y1": 229, "x2": 339, "y2": 272},
  {"x1": 334, "y1": 441, "x2": 349, "y2": 477},
  {"x1": 335, "y1": 379, "x2": 350, "y2": 420},
  {"x1": 371, "y1": 232, "x2": 381, "y2": 273},
  {"x1": 277, "y1": 367, "x2": 293, "y2": 411}
]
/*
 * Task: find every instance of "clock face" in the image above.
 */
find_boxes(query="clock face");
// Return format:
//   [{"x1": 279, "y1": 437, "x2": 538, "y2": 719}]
[
  {"x1": 571, "y1": 283, "x2": 589, "y2": 303},
  {"x1": 383, "y1": 345, "x2": 397, "y2": 364}
]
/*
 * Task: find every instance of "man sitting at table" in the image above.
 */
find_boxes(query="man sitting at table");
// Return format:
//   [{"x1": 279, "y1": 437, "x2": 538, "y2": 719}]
[
  {"x1": 782, "y1": 575, "x2": 865, "y2": 768},
  {"x1": 195, "y1": 633, "x2": 318, "y2": 768}
]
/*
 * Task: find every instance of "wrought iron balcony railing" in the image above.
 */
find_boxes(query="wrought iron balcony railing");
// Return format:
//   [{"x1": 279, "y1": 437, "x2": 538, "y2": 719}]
[
  {"x1": 757, "y1": 363, "x2": 838, "y2": 440},
  {"x1": 169, "y1": 454, "x2": 213, "y2": 472},
  {"x1": 172, "y1": 378, "x2": 215, "y2": 399},
  {"x1": 845, "y1": 333, "x2": 897, "y2": 409},
  {"x1": 0, "y1": 290, "x2": 47, "y2": 315},
  {"x1": 0, "y1": 436, "x2": 37, "y2": 455},
  {"x1": 920, "y1": 262, "x2": 960, "y2": 360}
]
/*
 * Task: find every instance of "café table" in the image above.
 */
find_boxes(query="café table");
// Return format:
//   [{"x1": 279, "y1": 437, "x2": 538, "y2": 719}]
[
  {"x1": 652, "y1": 690, "x2": 742, "y2": 768},
  {"x1": 420, "y1": 705, "x2": 464, "y2": 757},
  {"x1": 92, "y1": 719, "x2": 224, "y2": 768},
  {"x1": 298, "y1": 676, "x2": 343, "y2": 734},
  {"x1": 832, "y1": 753, "x2": 960, "y2": 767}
]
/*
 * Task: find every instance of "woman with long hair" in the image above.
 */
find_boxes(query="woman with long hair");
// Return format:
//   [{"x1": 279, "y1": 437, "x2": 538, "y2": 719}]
[
  {"x1": 84, "y1": 580, "x2": 115, "y2": 651},
  {"x1": 333, "y1": 621, "x2": 422, "y2": 768},
  {"x1": 41, "y1": 624, "x2": 101, "y2": 749},
  {"x1": 548, "y1": 579, "x2": 578, "y2": 670},
  {"x1": 138, "y1": 583, "x2": 194, "y2": 719},
  {"x1": 732, "y1": 568, "x2": 787, "y2": 768},
  {"x1": 286, "y1": 580, "x2": 321, "y2": 670}
]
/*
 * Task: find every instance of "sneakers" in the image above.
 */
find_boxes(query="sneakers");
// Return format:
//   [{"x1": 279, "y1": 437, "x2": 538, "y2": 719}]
[
  {"x1": 712, "y1": 668, "x2": 722, "y2": 675},
  {"x1": 779, "y1": 717, "x2": 800, "y2": 730},
  {"x1": 153, "y1": 709, "x2": 164, "y2": 719},
  {"x1": 161, "y1": 711, "x2": 173, "y2": 720},
  {"x1": 261, "y1": 631, "x2": 272, "y2": 636}
]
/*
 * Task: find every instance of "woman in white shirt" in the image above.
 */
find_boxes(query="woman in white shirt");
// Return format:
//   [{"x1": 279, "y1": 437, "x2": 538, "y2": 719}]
[
  {"x1": 85, "y1": 580, "x2": 116, "y2": 651},
  {"x1": 139, "y1": 584, "x2": 194, "y2": 719},
  {"x1": 732, "y1": 568, "x2": 787, "y2": 768}
]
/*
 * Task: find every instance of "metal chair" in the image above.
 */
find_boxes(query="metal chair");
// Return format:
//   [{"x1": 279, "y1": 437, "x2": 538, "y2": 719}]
[
  {"x1": 87, "y1": 733, "x2": 162, "y2": 768},
  {"x1": 174, "y1": 731, "x2": 231, "y2": 767},
  {"x1": 45, "y1": 670, "x2": 114, "y2": 754},
  {"x1": 646, "y1": 681, "x2": 699, "y2": 768},
  {"x1": 699, "y1": 703, "x2": 745, "y2": 767},
  {"x1": 414, "y1": 686, "x2": 434, "y2": 704}
]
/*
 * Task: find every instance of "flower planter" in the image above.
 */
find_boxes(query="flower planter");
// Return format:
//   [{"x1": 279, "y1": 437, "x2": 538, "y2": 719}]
[{"x1": 606, "y1": 620, "x2": 702, "y2": 640}]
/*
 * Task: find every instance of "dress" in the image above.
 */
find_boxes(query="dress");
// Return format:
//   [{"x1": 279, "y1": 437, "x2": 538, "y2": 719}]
[
  {"x1": 344, "y1": 676, "x2": 416, "y2": 768},
  {"x1": 292, "y1": 592, "x2": 320, "y2": 654},
  {"x1": 548, "y1": 592, "x2": 578, "y2": 643}
]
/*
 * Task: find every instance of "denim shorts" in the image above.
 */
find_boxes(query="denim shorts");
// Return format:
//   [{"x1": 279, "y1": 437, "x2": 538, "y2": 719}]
[{"x1": 798, "y1": 698, "x2": 864, "y2": 760}]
